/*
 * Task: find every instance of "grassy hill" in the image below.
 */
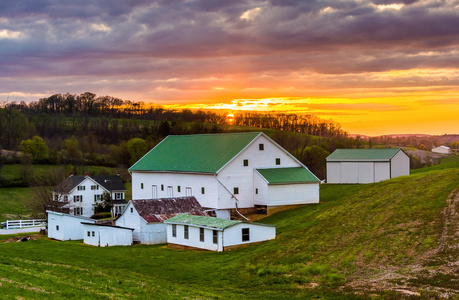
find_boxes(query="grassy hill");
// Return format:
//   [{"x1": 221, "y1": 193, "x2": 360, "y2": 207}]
[{"x1": 0, "y1": 161, "x2": 458, "y2": 298}]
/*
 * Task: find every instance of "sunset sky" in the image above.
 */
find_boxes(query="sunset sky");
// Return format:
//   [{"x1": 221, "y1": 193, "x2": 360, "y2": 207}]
[{"x1": 1, "y1": 0, "x2": 458, "y2": 136}]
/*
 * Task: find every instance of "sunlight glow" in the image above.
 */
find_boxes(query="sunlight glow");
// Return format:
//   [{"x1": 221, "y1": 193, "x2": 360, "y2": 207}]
[
  {"x1": 0, "y1": 29, "x2": 22, "y2": 39},
  {"x1": 240, "y1": 7, "x2": 262, "y2": 20}
]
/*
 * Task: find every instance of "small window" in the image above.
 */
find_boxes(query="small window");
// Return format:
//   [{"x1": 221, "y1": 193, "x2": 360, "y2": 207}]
[
  {"x1": 130, "y1": 207, "x2": 133, "y2": 213},
  {"x1": 161, "y1": 184, "x2": 164, "y2": 191},
  {"x1": 115, "y1": 192, "x2": 123, "y2": 200},
  {"x1": 201, "y1": 187, "x2": 205, "y2": 194},
  {"x1": 213, "y1": 230, "x2": 218, "y2": 244},
  {"x1": 56, "y1": 225, "x2": 59, "y2": 231},
  {"x1": 73, "y1": 195, "x2": 82, "y2": 202},
  {"x1": 92, "y1": 231, "x2": 95, "y2": 237},
  {"x1": 87, "y1": 231, "x2": 90, "y2": 237},
  {"x1": 94, "y1": 194, "x2": 101, "y2": 202},
  {"x1": 242, "y1": 228, "x2": 250, "y2": 241},
  {"x1": 64, "y1": 195, "x2": 68, "y2": 202},
  {"x1": 77, "y1": 186, "x2": 85, "y2": 191},
  {"x1": 184, "y1": 225, "x2": 189, "y2": 239},
  {"x1": 259, "y1": 143, "x2": 264, "y2": 150},
  {"x1": 178, "y1": 186, "x2": 181, "y2": 193},
  {"x1": 255, "y1": 188, "x2": 258, "y2": 195},
  {"x1": 141, "y1": 183, "x2": 144, "y2": 189},
  {"x1": 234, "y1": 187, "x2": 239, "y2": 195},
  {"x1": 276, "y1": 158, "x2": 281, "y2": 165},
  {"x1": 243, "y1": 159, "x2": 248, "y2": 167},
  {"x1": 200, "y1": 228, "x2": 204, "y2": 242},
  {"x1": 172, "y1": 224, "x2": 177, "y2": 237},
  {"x1": 91, "y1": 185, "x2": 98, "y2": 190}
]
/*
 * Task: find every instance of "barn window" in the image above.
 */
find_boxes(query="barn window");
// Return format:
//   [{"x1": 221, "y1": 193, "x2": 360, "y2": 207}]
[
  {"x1": 177, "y1": 186, "x2": 181, "y2": 193},
  {"x1": 161, "y1": 184, "x2": 164, "y2": 191},
  {"x1": 243, "y1": 159, "x2": 248, "y2": 167},
  {"x1": 200, "y1": 228, "x2": 205, "y2": 242},
  {"x1": 184, "y1": 225, "x2": 189, "y2": 239},
  {"x1": 259, "y1": 143, "x2": 264, "y2": 151},
  {"x1": 56, "y1": 225, "x2": 59, "y2": 231},
  {"x1": 87, "y1": 231, "x2": 90, "y2": 237},
  {"x1": 172, "y1": 224, "x2": 177, "y2": 237},
  {"x1": 130, "y1": 207, "x2": 133, "y2": 213},
  {"x1": 92, "y1": 231, "x2": 95, "y2": 237},
  {"x1": 234, "y1": 187, "x2": 239, "y2": 195},
  {"x1": 213, "y1": 230, "x2": 218, "y2": 244},
  {"x1": 141, "y1": 183, "x2": 144, "y2": 189},
  {"x1": 242, "y1": 228, "x2": 250, "y2": 241},
  {"x1": 276, "y1": 158, "x2": 281, "y2": 165},
  {"x1": 255, "y1": 188, "x2": 258, "y2": 194},
  {"x1": 201, "y1": 187, "x2": 205, "y2": 194}
]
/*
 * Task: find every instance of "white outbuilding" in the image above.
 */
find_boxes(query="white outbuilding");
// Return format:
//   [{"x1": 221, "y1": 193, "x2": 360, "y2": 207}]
[
  {"x1": 432, "y1": 146, "x2": 450, "y2": 154},
  {"x1": 326, "y1": 148, "x2": 410, "y2": 184},
  {"x1": 165, "y1": 214, "x2": 276, "y2": 252},
  {"x1": 47, "y1": 210, "x2": 96, "y2": 241},
  {"x1": 115, "y1": 196, "x2": 209, "y2": 245},
  {"x1": 82, "y1": 223, "x2": 134, "y2": 247},
  {"x1": 129, "y1": 132, "x2": 320, "y2": 218}
]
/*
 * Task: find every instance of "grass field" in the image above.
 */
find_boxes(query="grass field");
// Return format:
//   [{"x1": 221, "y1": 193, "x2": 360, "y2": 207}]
[{"x1": 0, "y1": 161, "x2": 458, "y2": 298}]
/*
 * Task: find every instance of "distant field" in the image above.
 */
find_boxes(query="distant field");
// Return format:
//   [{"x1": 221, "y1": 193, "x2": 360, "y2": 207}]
[
  {"x1": 0, "y1": 164, "x2": 458, "y2": 298},
  {"x1": 0, "y1": 188, "x2": 34, "y2": 222}
]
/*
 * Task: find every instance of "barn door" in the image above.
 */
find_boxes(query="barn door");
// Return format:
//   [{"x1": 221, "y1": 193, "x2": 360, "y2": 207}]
[
  {"x1": 186, "y1": 187, "x2": 192, "y2": 196},
  {"x1": 152, "y1": 185, "x2": 158, "y2": 198},
  {"x1": 167, "y1": 186, "x2": 173, "y2": 197}
]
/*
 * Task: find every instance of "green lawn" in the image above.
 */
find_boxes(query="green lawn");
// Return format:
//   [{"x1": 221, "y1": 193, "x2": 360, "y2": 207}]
[
  {"x1": 0, "y1": 188, "x2": 34, "y2": 222},
  {"x1": 0, "y1": 166, "x2": 458, "y2": 298}
]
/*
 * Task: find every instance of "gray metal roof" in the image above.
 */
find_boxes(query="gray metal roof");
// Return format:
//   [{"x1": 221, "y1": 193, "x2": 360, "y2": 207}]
[{"x1": 327, "y1": 148, "x2": 402, "y2": 162}]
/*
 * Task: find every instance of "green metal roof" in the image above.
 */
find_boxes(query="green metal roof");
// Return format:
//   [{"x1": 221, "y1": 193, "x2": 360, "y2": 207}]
[
  {"x1": 129, "y1": 132, "x2": 261, "y2": 173},
  {"x1": 164, "y1": 214, "x2": 241, "y2": 229},
  {"x1": 256, "y1": 167, "x2": 319, "y2": 184},
  {"x1": 326, "y1": 148, "x2": 401, "y2": 161}
]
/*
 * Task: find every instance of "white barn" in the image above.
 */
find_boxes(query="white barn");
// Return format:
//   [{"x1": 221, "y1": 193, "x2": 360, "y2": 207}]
[
  {"x1": 432, "y1": 146, "x2": 450, "y2": 154},
  {"x1": 165, "y1": 214, "x2": 276, "y2": 252},
  {"x1": 129, "y1": 132, "x2": 320, "y2": 218},
  {"x1": 326, "y1": 149, "x2": 410, "y2": 184},
  {"x1": 82, "y1": 223, "x2": 134, "y2": 247},
  {"x1": 47, "y1": 210, "x2": 96, "y2": 241},
  {"x1": 52, "y1": 175, "x2": 127, "y2": 218},
  {"x1": 115, "y1": 196, "x2": 208, "y2": 245}
]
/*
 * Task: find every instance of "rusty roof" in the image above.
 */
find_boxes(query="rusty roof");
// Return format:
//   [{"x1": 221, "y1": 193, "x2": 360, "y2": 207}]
[{"x1": 131, "y1": 196, "x2": 209, "y2": 223}]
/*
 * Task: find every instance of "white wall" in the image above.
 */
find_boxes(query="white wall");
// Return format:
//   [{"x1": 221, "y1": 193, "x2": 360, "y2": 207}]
[
  {"x1": 131, "y1": 172, "x2": 218, "y2": 209},
  {"x1": 217, "y1": 135, "x2": 302, "y2": 209},
  {"x1": 115, "y1": 202, "x2": 142, "y2": 241},
  {"x1": 139, "y1": 223, "x2": 167, "y2": 244},
  {"x1": 47, "y1": 211, "x2": 95, "y2": 241},
  {"x1": 326, "y1": 162, "x2": 341, "y2": 184},
  {"x1": 390, "y1": 150, "x2": 410, "y2": 179},
  {"x1": 253, "y1": 173, "x2": 269, "y2": 205},
  {"x1": 166, "y1": 223, "x2": 222, "y2": 251},
  {"x1": 223, "y1": 223, "x2": 276, "y2": 248},
  {"x1": 432, "y1": 147, "x2": 450, "y2": 154},
  {"x1": 83, "y1": 224, "x2": 133, "y2": 247},
  {"x1": 265, "y1": 183, "x2": 319, "y2": 206},
  {"x1": 374, "y1": 162, "x2": 390, "y2": 182}
]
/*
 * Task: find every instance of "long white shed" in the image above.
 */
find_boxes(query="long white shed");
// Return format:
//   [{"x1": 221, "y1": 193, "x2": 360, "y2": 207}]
[
  {"x1": 326, "y1": 148, "x2": 410, "y2": 184},
  {"x1": 47, "y1": 210, "x2": 96, "y2": 241},
  {"x1": 82, "y1": 223, "x2": 134, "y2": 247},
  {"x1": 165, "y1": 214, "x2": 276, "y2": 252}
]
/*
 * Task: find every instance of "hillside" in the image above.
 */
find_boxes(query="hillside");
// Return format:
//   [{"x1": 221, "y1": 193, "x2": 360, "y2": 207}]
[{"x1": 0, "y1": 163, "x2": 458, "y2": 298}]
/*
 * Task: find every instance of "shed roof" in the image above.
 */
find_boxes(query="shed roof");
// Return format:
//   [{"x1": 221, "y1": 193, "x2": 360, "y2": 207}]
[
  {"x1": 129, "y1": 132, "x2": 261, "y2": 173},
  {"x1": 131, "y1": 197, "x2": 208, "y2": 223},
  {"x1": 326, "y1": 149, "x2": 402, "y2": 162},
  {"x1": 256, "y1": 167, "x2": 319, "y2": 184},
  {"x1": 164, "y1": 214, "x2": 241, "y2": 230}
]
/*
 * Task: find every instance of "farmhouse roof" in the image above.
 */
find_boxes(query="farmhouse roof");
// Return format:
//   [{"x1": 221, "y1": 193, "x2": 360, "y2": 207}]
[
  {"x1": 326, "y1": 148, "x2": 402, "y2": 162},
  {"x1": 256, "y1": 167, "x2": 320, "y2": 184},
  {"x1": 131, "y1": 197, "x2": 208, "y2": 223},
  {"x1": 129, "y1": 132, "x2": 262, "y2": 173},
  {"x1": 92, "y1": 175, "x2": 126, "y2": 191},
  {"x1": 53, "y1": 175, "x2": 85, "y2": 193}
]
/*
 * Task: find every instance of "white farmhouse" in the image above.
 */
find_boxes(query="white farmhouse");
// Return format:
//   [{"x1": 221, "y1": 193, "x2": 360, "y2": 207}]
[
  {"x1": 165, "y1": 214, "x2": 276, "y2": 252},
  {"x1": 52, "y1": 175, "x2": 127, "y2": 217},
  {"x1": 82, "y1": 223, "x2": 134, "y2": 247},
  {"x1": 326, "y1": 148, "x2": 410, "y2": 184},
  {"x1": 115, "y1": 196, "x2": 208, "y2": 244},
  {"x1": 432, "y1": 146, "x2": 450, "y2": 154},
  {"x1": 129, "y1": 132, "x2": 320, "y2": 219},
  {"x1": 47, "y1": 210, "x2": 96, "y2": 241}
]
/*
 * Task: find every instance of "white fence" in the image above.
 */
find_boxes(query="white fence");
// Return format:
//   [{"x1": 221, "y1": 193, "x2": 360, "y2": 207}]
[{"x1": 2, "y1": 219, "x2": 46, "y2": 229}]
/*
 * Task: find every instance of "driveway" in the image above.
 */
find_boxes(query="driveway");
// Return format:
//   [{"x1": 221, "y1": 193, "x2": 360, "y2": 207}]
[{"x1": 0, "y1": 227, "x2": 45, "y2": 235}]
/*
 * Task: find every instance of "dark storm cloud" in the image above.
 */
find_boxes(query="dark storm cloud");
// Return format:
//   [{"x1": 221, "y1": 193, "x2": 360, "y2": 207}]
[{"x1": 1, "y1": 0, "x2": 459, "y2": 100}]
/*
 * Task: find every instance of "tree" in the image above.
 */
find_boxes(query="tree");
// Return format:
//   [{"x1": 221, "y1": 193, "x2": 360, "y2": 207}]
[
  {"x1": 158, "y1": 120, "x2": 171, "y2": 137},
  {"x1": 19, "y1": 136, "x2": 48, "y2": 163},
  {"x1": 126, "y1": 138, "x2": 148, "y2": 165},
  {"x1": 93, "y1": 191, "x2": 113, "y2": 214}
]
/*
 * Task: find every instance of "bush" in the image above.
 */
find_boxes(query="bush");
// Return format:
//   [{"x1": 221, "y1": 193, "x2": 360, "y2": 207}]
[{"x1": 91, "y1": 212, "x2": 112, "y2": 219}]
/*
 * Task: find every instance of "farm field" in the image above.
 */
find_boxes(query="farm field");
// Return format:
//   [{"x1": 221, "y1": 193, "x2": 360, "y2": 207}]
[{"x1": 0, "y1": 159, "x2": 458, "y2": 298}]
